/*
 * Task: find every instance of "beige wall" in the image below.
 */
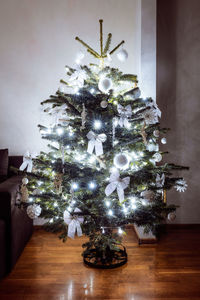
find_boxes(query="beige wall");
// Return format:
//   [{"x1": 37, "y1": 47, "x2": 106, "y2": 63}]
[
  {"x1": 157, "y1": 0, "x2": 200, "y2": 223},
  {"x1": 0, "y1": 0, "x2": 142, "y2": 155}
]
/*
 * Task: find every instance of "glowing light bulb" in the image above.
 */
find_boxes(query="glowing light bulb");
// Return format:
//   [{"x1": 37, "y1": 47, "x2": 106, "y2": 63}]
[
  {"x1": 90, "y1": 88, "x2": 95, "y2": 94},
  {"x1": 93, "y1": 120, "x2": 102, "y2": 130},
  {"x1": 49, "y1": 219, "x2": 53, "y2": 223},
  {"x1": 53, "y1": 202, "x2": 58, "y2": 207},
  {"x1": 105, "y1": 201, "x2": 110, "y2": 207},
  {"x1": 57, "y1": 128, "x2": 63, "y2": 135},
  {"x1": 88, "y1": 182, "x2": 96, "y2": 189},
  {"x1": 108, "y1": 209, "x2": 113, "y2": 216},
  {"x1": 69, "y1": 131, "x2": 74, "y2": 137},
  {"x1": 132, "y1": 204, "x2": 137, "y2": 210},
  {"x1": 118, "y1": 228, "x2": 123, "y2": 235},
  {"x1": 102, "y1": 227, "x2": 105, "y2": 234},
  {"x1": 67, "y1": 206, "x2": 72, "y2": 212},
  {"x1": 72, "y1": 183, "x2": 78, "y2": 190}
]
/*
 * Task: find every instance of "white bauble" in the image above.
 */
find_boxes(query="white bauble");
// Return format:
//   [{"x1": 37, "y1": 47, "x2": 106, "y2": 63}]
[
  {"x1": 153, "y1": 153, "x2": 162, "y2": 162},
  {"x1": 27, "y1": 204, "x2": 41, "y2": 219},
  {"x1": 161, "y1": 138, "x2": 167, "y2": 144},
  {"x1": 153, "y1": 130, "x2": 160, "y2": 137},
  {"x1": 98, "y1": 77, "x2": 113, "y2": 93},
  {"x1": 100, "y1": 100, "x2": 108, "y2": 108},
  {"x1": 22, "y1": 178, "x2": 29, "y2": 185},
  {"x1": 114, "y1": 153, "x2": 129, "y2": 169},
  {"x1": 168, "y1": 212, "x2": 176, "y2": 221},
  {"x1": 141, "y1": 190, "x2": 155, "y2": 202},
  {"x1": 117, "y1": 49, "x2": 128, "y2": 62}
]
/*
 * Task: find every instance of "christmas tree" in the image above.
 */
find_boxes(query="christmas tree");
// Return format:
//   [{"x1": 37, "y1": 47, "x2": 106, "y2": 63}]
[{"x1": 18, "y1": 20, "x2": 188, "y2": 268}]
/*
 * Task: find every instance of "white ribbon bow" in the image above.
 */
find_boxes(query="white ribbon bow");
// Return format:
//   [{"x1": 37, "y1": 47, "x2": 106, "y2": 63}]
[
  {"x1": 117, "y1": 104, "x2": 132, "y2": 127},
  {"x1": 87, "y1": 131, "x2": 107, "y2": 157},
  {"x1": 19, "y1": 151, "x2": 36, "y2": 173},
  {"x1": 105, "y1": 170, "x2": 130, "y2": 202},
  {"x1": 63, "y1": 208, "x2": 84, "y2": 239}
]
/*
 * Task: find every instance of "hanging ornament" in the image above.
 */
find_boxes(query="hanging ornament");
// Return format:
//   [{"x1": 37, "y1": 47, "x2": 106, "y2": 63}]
[
  {"x1": 81, "y1": 103, "x2": 87, "y2": 129},
  {"x1": 63, "y1": 208, "x2": 84, "y2": 239},
  {"x1": 27, "y1": 204, "x2": 41, "y2": 219},
  {"x1": 175, "y1": 179, "x2": 188, "y2": 192},
  {"x1": 20, "y1": 178, "x2": 29, "y2": 203},
  {"x1": 98, "y1": 77, "x2": 113, "y2": 93},
  {"x1": 117, "y1": 49, "x2": 128, "y2": 62},
  {"x1": 117, "y1": 104, "x2": 132, "y2": 128},
  {"x1": 156, "y1": 174, "x2": 165, "y2": 188},
  {"x1": 161, "y1": 137, "x2": 167, "y2": 144},
  {"x1": 87, "y1": 131, "x2": 107, "y2": 156},
  {"x1": 140, "y1": 122, "x2": 147, "y2": 145},
  {"x1": 19, "y1": 151, "x2": 36, "y2": 173},
  {"x1": 54, "y1": 173, "x2": 63, "y2": 194},
  {"x1": 153, "y1": 153, "x2": 162, "y2": 162},
  {"x1": 105, "y1": 170, "x2": 130, "y2": 202},
  {"x1": 114, "y1": 153, "x2": 129, "y2": 169},
  {"x1": 100, "y1": 100, "x2": 108, "y2": 108},
  {"x1": 140, "y1": 190, "x2": 155, "y2": 202},
  {"x1": 142, "y1": 108, "x2": 159, "y2": 125},
  {"x1": 153, "y1": 130, "x2": 160, "y2": 138},
  {"x1": 168, "y1": 212, "x2": 176, "y2": 221}
]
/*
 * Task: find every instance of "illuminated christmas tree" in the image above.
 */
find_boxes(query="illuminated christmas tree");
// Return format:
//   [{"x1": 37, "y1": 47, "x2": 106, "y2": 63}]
[{"x1": 18, "y1": 20, "x2": 188, "y2": 268}]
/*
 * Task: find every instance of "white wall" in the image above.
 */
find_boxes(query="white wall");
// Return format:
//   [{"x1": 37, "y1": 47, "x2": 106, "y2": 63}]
[{"x1": 0, "y1": 0, "x2": 142, "y2": 154}]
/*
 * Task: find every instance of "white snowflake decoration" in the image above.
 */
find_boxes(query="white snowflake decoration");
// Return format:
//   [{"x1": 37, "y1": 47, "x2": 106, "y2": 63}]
[
  {"x1": 175, "y1": 179, "x2": 188, "y2": 192},
  {"x1": 142, "y1": 108, "x2": 159, "y2": 125},
  {"x1": 27, "y1": 204, "x2": 42, "y2": 219}
]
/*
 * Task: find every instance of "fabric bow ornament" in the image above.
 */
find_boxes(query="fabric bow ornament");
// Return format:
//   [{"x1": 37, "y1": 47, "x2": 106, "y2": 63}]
[
  {"x1": 87, "y1": 131, "x2": 107, "y2": 156},
  {"x1": 117, "y1": 104, "x2": 132, "y2": 128},
  {"x1": 105, "y1": 170, "x2": 130, "y2": 202},
  {"x1": 19, "y1": 151, "x2": 36, "y2": 173},
  {"x1": 63, "y1": 208, "x2": 84, "y2": 239}
]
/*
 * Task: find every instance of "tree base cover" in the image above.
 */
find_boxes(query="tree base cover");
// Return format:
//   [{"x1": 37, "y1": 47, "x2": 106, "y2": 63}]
[{"x1": 83, "y1": 245, "x2": 127, "y2": 269}]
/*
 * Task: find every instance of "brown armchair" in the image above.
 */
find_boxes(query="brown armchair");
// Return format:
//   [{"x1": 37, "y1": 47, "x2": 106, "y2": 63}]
[{"x1": 0, "y1": 156, "x2": 33, "y2": 279}]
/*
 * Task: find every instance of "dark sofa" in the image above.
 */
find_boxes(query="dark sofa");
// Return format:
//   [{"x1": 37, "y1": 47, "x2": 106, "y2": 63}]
[{"x1": 0, "y1": 155, "x2": 33, "y2": 279}]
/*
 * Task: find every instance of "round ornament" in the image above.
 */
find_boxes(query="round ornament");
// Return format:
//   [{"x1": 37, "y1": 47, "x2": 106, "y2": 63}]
[
  {"x1": 168, "y1": 212, "x2": 176, "y2": 221},
  {"x1": 114, "y1": 153, "x2": 129, "y2": 169},
  {"x1": 153, "y1": 153, "x2": 162, "y2": 162},
  {"x1": 100, "y1": 100, "x2": 108, "y2": 108},
  {"x1": 22, "y1": 178, "x2": 29, "y2": 185},
  {"x1": 140, "y1": 190, "x2": 155, "y2": 202},
  {"x1": 153, "y1": 130, "x2": 160, "y2": 137},
  {"x1": 161, "y1": 137, "x2": 167, "y2": 144},
  {"x1": 27, "y1": 204, "x2": 41, "y2": 219},
  {"x1": 98, "y1": 77, "x2": 113, "y2": 93},
  {"x1": 117, "y1": 49, "x2": 128, "y2": 62}
]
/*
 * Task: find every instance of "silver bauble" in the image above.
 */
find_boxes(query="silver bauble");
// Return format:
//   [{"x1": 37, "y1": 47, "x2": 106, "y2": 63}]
[
  {"x1": 153, "y1": 153, "x2": 162, "y2": 162},
  {"x1": 161, "y1": 137, "x2": 167, "y2": 144},
  {"x1": 27, "y1": 204, "x2": 41, "y2": 219},
  {"x1": 168, "y1": 212, "x2": 176, "y2": 221},
  {"x1": 114, "y1": 153, "x2": 129, "y2": 169},
  {"x1": 117, "y1": 49, "x2": 128, "y2": 62},
  {"x1": 98, "y1": 77, "x2": 112, "y2": 93},
  {"x1": 100, "y1": 100, "x2": 108, "y2": 108},
  {"x1": 22, "y1": 177, "x2": 29, "y2": 185},
  {"x1": 153, "y1": 130, "x2": 160, "y2": 137}
]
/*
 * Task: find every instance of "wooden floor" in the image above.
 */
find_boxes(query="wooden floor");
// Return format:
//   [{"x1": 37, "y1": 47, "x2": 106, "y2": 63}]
[{"x1": 0, "y1": 227, "x2": 200, "y2": 300}]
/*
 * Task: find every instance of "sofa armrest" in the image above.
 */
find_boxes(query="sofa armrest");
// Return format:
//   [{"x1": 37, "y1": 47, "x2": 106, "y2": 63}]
[{"x1": 0, "y1": 176, "x2": 23, "y2": 220}]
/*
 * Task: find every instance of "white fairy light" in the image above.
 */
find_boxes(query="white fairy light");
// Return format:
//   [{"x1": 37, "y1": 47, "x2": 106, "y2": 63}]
[
  {"x1": 93, "y1": 120, "x2": 102, "y2": 130},
  {"x1": 65, "y1": 66, "x2": 69, "y2": 72},
  {"x1": 49, "y1": 219, "x2": 53, "y2": 223},
  {"x1": 125, "y1": 122, "x2": 131, "y2": 129},
  {"x1": 102, "y1": 227, "x2": 105, "y2": 234},
  {"x1": 113, "y1": 100, "x2": 118, "y2": 105},
  {"x1": 72, "y1": 183, "x2": 78, "y2": 190},
  {"x1": 118, "y1": 228, "x2": 123, "y2": 235},
  {"x1": 88, "y1": 181, "x2": 96, "y2": 189},
  {"x1": 108, "y1": 209, "x2": 113, "y2": 216},
  {"x1": 28, "y1": 197, "x2": 33, "y2": 203},
  {"x1": 53, "y1": 202, "x2": 58, "y2": 207},
  {"x1": 123, "y1": 206, "x2": 128, "y2": 214},
  {"x1": 67, "y1": 206, "x2": 72, "y2": 212},
  {"x1": 47, "y1": 128, "x2": 52, "y2": 134},
  {"x1": 105, "y1": 200, "x2": 111, "y2": 207},
  {"x1": 69, "y1": 131, "x2": 74, "y2": 137},
  {"x1": 131, "y1": 203, "x2": 137, "y2": 210},
  {"x1": 89, "y1": 156, "x2": 96, "y2": 163},
  {"x1": 90, "y1": 88, "x2": 95, "y2": 94},
  {"x1": 57, "y1": 128, "x2": 63, "y2": 135},
  {"x1": 71, "y1": 200, "x2": 76, "y2": 205},
  {"x1": 38, "y1": 181, "x2": 42, "y2": 186}
]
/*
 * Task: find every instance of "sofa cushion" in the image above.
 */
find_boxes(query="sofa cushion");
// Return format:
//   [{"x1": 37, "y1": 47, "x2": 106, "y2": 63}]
[{"x1": 0, "y1": 149, "x2": 8, "y2": 183}]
